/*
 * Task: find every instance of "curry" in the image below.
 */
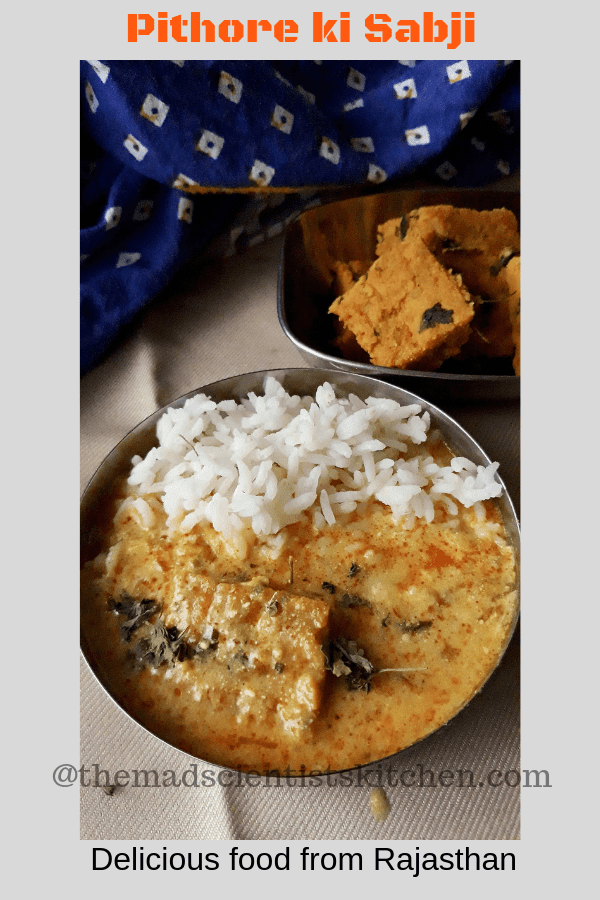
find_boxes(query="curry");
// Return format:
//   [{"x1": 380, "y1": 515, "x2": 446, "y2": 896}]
[{"x1": 81, "y1": 461, "x2": 517, "y2": 774}]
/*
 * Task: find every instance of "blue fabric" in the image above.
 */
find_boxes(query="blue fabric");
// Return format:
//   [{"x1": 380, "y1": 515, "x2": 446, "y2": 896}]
[{"x1": 81, "y1": 60, "x2": 520, "y2": 374}]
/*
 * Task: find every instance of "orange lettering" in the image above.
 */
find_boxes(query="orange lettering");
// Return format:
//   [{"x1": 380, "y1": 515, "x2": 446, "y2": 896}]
[
  {"x1": 128, "y1": 13, "x2": 154, "y2": 42},
  {"x1": 274, "y1": 19, "x2": 298, "y2": 42},
  {"x1": 447, "y1": 12, "x2": 461, "y2": 49},
  {"x1": 465, "y1": 11, "x2": 475, "y2": 42},
  {"x1": 340, "y1": 11, "x2": 350, "y2": 42},
  {"x1": 218, "y1": 19, "x2": 244, "y2": 42},
  {"x1": 157, "y1": 11, "x2": 168, "y2": 42},
  {"x1": 190, "y1": 15, "x2": 215, "y2": 41},
  {"x1": 170, "y1": 15, "x2": 187, "y2": 42},
  {"x1": 396, "y1": 19, "x2": 419, "y2": 42},
  {"x1": 313, "y1": 11, "x2": 350, "y2": 42},
  {"x1": 365, "y1": 12, "x2": 391, "y2": 42},
  {"x1": 423, "y1": 11, "x2": 448, "y2": 42}
]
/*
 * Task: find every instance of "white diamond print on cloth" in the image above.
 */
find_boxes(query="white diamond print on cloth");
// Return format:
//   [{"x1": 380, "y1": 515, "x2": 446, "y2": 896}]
[
  {"x1": 394, "y1": 78, "x2": 417, "y2": 100},
  {"x1": 488, "y1": 109, "x2": 514, "y2": 132},
  {"x1": 87, "y1": 60, "x2": 110, "y2": 83},
  {"x1": 124, "y1": 135, "x2": 148, "y2": 162},
  {"x1": 172, "y1": 173, "x2": 199, "y2": 190},
  {"x1": 197, "y1": 130, "x2": 224, "y2": 160},
  {"x1": 471, "y1": 137, "x2": 485, "y2": 151},
  {"x1": 436, "y1": 160, "x2": 458, "y2": 180},
  {"x1": 133, "y1": 200, "x2": 153, "y2": 221},
  {"x1": 249, "y1": 160, "x2": 275, "y2": 186},
  {"x1": 496, "y1": 160, "x2": 511, "y2": 175},
  {"x1": 460, "y1": 109, "x2": 477, "y2": 129},
  {"x1": 271, "y1": 105, "x2": 294, "y2": 135},
  {"x1": 347, "y1": 67, "x2": 366, "y2": 91},
  {"x1": 350, "y1": 137, "x2": 374, "y2": 153},
  {"x1": 116, "y1": 252, "x2": 141, "y2": 268},
  {"x1": 405, "y1": 125, "x2": 430, "y2": 146},
  {"x1": 104, "y1": 207, "x2": 122, "y2": 230},
  {"x1": 320, "y1": 137, "x2": 340, "y2": 164},
  {"x1": 140, "y1": 94, "x2": 170, "y2": 127},
  {"x1": 177, "y1": 197, "x2": 194, "y2": 224},
  {"x1": 85, "y1": 82, "x2": 98, "y2": 113},
  {"x1": 218, "y1": 71, "x2": 243, "y2": 104},
  {"x1": 447, "y1": 61, "x2": 472, "y2": 84},
  {"x1": 343, "y1": 98, "x2": 364, "y2": 112},
  {"x1": 296, "y1": 86, "x2": 315, "y2": 104},
  {"x1": 399, "y1": 60, "x2": 416, "y2": 67},
  {"x1": 171, "y1": 60, "x2": 185, "y2": 67},
  {"x1": 274, "y1": 70, "x2": 292, "y2": 87},
  {"x1": 367, "y1": 163, "x2": 387, "y2": 183}
]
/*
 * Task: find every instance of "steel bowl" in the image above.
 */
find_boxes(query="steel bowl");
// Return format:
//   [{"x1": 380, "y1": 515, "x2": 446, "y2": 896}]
[
  {"x1": 81, "y1": 367, "x2": 520, "y2": 776},
  {"x1": 278, "y1": 187, "x2": 520, "y2": 403}
]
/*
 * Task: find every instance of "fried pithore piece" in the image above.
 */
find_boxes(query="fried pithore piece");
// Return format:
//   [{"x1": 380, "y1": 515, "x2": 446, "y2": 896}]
[
  {"x1": 377, "y1": 206, "x2": 520, "y2": 358},
  {"x1": 329, "y1": 235, "x2": 474, "y2": 370},
  {"x1": 329, "y1": 260, "x2": 372, "y2": 362},
  {"x1": 331, "y1": 319, "x2": 370, "y2": 362},
  {"x1": 376, "y1": 205, "x2": 519, "y2": 258},
  {"x1": 330, "y1": 259, "x2": 370, "y2": 295},
  {"x1": 199, "y1": 580, "x2": 330, "y2": 739},
  {"x1": 504, "y1": 256, "x2": 520, "y2": 375}
]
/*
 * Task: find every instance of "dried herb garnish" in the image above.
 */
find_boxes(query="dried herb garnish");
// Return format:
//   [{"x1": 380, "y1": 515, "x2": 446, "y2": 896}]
[
  {"x1": 338, "y1": 592, "x2": 371, "y2": 610},
  {"x1": 110, "y1": 592, "x2": 202, "y2": 668},
  {"x1": 274, "y1": 662, "x2": 284, "y2": 674},
  {"x1": 132, "y1": 621, "x2": 197, "y2": 669},
  {"x1": 419, "y1": 303, "x2": 454, "y2": 332},
  {"x1": 108, "y1": 594, "x2": 160, "y2": 643},
  {"x1": 381, "y1": 614, "x2": 390, "y2": 628},
  {"x1": 322, "y1": 582, "x2": 337, "y2": 594},
  {"x1": 180, "y1": 434, "x2": 198, "y2": 456},
  {"x1": 348, "y1": 562, "x2": 360, "y2": 577},
  {"x1": 266, "y1": 598, "x2": 279, "y2": 616},
  {"x1": 490, "y1": 248, "x2": 517, "y2": 276},
  {"x1": 324, "y1": 637, "x2": 427, "y2": 693},
  {"x1": 400, "y1": 620, "x2": 433, "y2": 634},
  {"x1": 102, "y1": 784, "x2": 115, "y2": 796},
  {"x1": 396, "y1": 215, "x2": 409, "y2": 240},
  {"x1": 324, "y1": 638, "x2": 375, "y2": 692}
]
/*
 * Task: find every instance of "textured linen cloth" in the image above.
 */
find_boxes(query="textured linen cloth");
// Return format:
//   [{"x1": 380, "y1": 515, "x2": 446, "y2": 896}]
[
  {"x1": 80, "y1": 191, "x2": 520, "y2": 840},
  {"x1": 81, "y1": 59, "x2": 520, "y2": 375}
]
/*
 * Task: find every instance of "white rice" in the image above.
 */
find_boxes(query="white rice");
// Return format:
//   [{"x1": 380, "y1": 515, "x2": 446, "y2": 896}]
[{"x1": 122, "y1": 377, "x2": 502, "y2": 540}]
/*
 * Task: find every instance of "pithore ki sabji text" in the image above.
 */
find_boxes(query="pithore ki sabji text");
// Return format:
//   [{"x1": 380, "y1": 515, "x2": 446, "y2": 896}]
[
  {"x1": 92, "y1": 845, "x2": 515, "y2": 875},
  {"x1": 127, "y1": 11, "x2": 475, "y2": 49}
]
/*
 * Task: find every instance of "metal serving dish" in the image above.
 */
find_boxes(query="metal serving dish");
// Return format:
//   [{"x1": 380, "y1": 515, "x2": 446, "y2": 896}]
[
  {"x1": 278, "y1": 187, "x2": 520, "y2": 403},
  {"x1": 81, "y1": 368, "x2": 520, "y2": 774}
]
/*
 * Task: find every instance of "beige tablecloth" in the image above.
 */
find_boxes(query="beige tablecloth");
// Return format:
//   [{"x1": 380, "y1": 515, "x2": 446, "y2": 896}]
[{"x1": 80, "y1": 224, "x2": 520, "y2": 841}]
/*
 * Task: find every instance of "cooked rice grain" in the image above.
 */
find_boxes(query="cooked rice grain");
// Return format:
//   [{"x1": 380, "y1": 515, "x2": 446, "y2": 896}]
[{"x1": 123, "y1": 377, "x2": 502, "y2": 539}]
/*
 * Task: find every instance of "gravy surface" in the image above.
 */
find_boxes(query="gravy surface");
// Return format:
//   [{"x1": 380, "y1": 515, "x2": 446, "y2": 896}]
[{"x1": 81, "y1": 458, "x2": 517, "y2": 774}]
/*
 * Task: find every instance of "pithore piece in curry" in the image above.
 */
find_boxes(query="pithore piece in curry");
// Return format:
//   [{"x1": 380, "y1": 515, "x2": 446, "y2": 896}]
[
  {"x1": 329, "y1": 205, "x2": 521, "y2": 374},
  {"x1": 81, "y1": 379, "x2": 518, "y2": 774}
]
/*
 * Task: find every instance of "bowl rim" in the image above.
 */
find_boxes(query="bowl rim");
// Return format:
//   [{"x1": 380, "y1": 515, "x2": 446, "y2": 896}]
[{"x1": 81, "y1": 366, "x2": 520, "y2": 778}]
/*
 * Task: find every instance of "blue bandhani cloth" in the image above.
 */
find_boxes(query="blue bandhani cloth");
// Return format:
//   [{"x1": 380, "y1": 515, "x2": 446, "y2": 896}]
[{"x1": 81, "y1": 60, "x2": 520, "y2": 374}]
